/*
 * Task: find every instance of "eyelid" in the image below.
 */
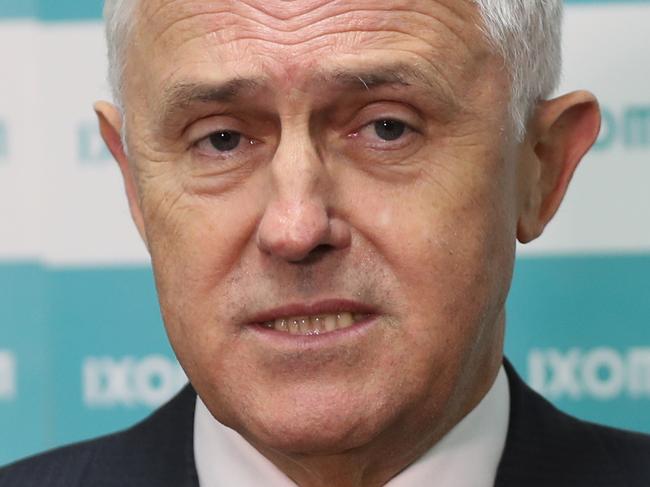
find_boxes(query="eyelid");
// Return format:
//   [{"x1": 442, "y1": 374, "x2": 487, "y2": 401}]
[
  {"x1": 193, "y1": 131, "x2": 258, "y2": 161},
  {"x1": 185, "y1": 114, "x2": 247, "y2": 146},
  {"x1": 346, "y1": 102, "x2": 424, "y2": 136},
  {"x1": 350, "y1": 122, "x2": 416, "y2": 154},
  {"x1": 352, "y1": 116, "x2": 419, "y2": 143}
]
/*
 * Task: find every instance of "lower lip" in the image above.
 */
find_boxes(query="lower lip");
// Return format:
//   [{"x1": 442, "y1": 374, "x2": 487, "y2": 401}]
[{"x1": 246, "y1": 315, "x2": 379, "y2": 348}]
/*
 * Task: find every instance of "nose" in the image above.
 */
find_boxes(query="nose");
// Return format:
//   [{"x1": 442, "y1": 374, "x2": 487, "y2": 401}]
[{"x1": 256, "y1": 136, "x2": 350, "y2": 263}]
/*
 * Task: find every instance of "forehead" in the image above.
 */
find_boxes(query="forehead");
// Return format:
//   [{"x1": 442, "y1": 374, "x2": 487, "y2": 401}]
[{"x1": 127, "y1": 0, "x2": 489, "y2": 97}]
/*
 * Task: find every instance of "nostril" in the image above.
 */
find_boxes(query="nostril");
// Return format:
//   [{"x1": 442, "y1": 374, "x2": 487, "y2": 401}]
[
  {"x1": 290, "y1": 244, "x2": 335, "y2": 264},
  {"x1": 313, "y1": 244, "x2": 334, "y2": 255}
]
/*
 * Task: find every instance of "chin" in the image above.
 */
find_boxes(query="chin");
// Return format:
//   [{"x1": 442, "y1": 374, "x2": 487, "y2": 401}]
[
  {"x1": 221, "y1": 392, "x2": 396, "y2": 456},
  {"x1": 247, "y1": 418, "x2": 380, "y2": 456}
]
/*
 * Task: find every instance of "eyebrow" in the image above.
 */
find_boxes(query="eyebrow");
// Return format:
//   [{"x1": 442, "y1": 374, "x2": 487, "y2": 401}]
[
  {"x1": 322, "y1": 63, "x2": 460, "y2": 111},
  {"x1": 325, "y1": 63, "x2": 447, "y2": 93},
  {"x1": 159, "y1": 77, "x2": 264, "y2": 119},
  {"x1": 157, "y1": 62, "x2": 457, "y2": 123}
]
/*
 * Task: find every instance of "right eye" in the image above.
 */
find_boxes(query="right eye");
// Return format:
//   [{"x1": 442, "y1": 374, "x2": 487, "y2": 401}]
[
  {"x1": 371, "y1": 119, "x2": 409, "y2": 142},
  {"x1": 197, "y1": 130, "x2": 243, "y2": 153},
  {"x1": 190, "y1": 122, "x2": 268, "y2": 176}
]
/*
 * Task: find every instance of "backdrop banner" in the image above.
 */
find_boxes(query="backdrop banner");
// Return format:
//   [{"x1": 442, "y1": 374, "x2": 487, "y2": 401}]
[{"x1": 1, "y1": 0, "x2": 649, "y2": 466}]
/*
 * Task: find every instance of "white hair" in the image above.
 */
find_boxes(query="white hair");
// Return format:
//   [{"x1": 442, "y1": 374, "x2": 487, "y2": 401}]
[
  {"x1": 103, "y1": 0, "x2": 562, "y2": 138},
  {"x1": 474, "y1": 0, "x2": 563, "y2": 136},
  {"x1": 104, "y1": 0, "x2": 137, "y2": 113}
]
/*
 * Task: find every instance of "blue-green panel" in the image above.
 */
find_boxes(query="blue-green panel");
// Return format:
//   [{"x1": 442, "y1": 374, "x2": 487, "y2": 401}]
[
  {"x1": 0, "y1": 0, "x2": 34, "y2": 18},
  {"x1": 0, "y1": 0, "x2": 101, "y2": 20},
  {"x1": 568, "y1": 0, "x2": 650, "y2": 3},
  {"x1": 506, "y1": 254, "x2": 650, "y2": 433},
  {"x1": 0, "y1": 263, "x2": 49, "y2": 465},
  {"x1": 36, "y1": 0, "x2": 102, "y2": 22},
  {"x1": 47, "y1": 266, "x2": 176, "y2": 448}
]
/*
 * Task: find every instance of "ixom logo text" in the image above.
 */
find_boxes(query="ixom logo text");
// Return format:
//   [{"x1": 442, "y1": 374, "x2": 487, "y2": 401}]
[
  {"x1": 595, "y1": 105, "x2": 650, "y2": 151},
  {"x1": 78, "y1": 121, "x2": 111, "y2": 164},
  {"x1": 0, "y1": 350, "x2": 16, "y2": 401},
  {"x1": 528, "y1": 347, "x2": 650, "y2": 401},
  {"x1": 83, "y1": 355, "x2": 187, "y2": 408}
]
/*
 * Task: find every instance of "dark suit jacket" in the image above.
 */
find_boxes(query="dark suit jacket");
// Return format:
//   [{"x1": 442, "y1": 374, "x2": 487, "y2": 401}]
[{"x1": 1, "y1": 360, "x2": 649, "y2": 486}]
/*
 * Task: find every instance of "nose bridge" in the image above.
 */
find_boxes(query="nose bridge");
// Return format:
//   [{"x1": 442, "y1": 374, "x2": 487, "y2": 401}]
[
  {"x1": 256, "y1": 118, "x2": 332, "y2": 262},
  {"x1": 273, "y1": 117, "x2": 322, "y2": 197}
]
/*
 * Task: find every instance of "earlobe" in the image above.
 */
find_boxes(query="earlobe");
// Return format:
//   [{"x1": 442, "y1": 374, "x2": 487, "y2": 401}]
[
  {"x1": 94, "y1": 101, "x2": 149, "y2": 248},
  {"x1": 516, "y1": 91, "x2": 601, "y2": 244}
]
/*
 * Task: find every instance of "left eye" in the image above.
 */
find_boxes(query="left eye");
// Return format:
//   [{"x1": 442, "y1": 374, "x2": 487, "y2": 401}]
[
  {"x1": 207, "y1": 131, "x2": 242, "y2": 152},
  {"x1": 373, "y1": 119, "x2": 407, "y2": 141}
]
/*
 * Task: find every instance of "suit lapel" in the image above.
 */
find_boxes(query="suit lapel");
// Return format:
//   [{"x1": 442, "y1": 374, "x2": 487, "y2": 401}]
[
  {"x1": 118, "y1": 383, "x2": 200, "y2": 487},
  {"x1": 494, "y1": 359, "x2": 623, "y2": 487}
]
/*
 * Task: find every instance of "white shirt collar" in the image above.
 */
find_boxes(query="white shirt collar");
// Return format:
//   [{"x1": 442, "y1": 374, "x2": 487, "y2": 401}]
[{"x1": 194, "y1": 366, "x2": 510, "y2": 487}]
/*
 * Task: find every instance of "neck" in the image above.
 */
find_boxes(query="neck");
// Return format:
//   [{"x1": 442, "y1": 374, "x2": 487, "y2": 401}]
[{"x1": 248, "y1": 424, "x2": 442, "y2": 487}]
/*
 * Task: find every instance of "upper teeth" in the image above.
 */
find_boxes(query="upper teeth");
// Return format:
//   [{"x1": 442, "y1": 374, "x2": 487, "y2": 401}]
[{"x1": 261, "y1": 312, "x2": 367, "y2": 335}]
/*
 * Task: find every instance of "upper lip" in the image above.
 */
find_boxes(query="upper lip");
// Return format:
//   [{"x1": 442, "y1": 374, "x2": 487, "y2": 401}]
[{"x1": 247, "y1": 299, "x2": 377, "y2": 324}]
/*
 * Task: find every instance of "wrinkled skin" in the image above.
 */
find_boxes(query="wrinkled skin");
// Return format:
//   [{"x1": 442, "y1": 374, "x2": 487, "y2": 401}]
[{"x1": 96, "y1": 0, "x2": 600, "y2": 485}]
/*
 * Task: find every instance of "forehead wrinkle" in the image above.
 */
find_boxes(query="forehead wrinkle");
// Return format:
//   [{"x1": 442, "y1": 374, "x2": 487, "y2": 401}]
[
  {"x1": 231, "y1": 0, "x2": 479, "y2": 35},
  {"x1": 235, "y1": 4, "x2": 476, "y2": 40},
  {"x1": 142, "y1": 0, "x2": 474, "y2": 30},
  {"x1": 241, "y1": 0, "x2": 350, "y2": 22},
  {"x1": 131, "y1": 0, "x2": 488, "y2": 119},
  {"x1": 201, "y1": 12, "x2": 473, "y2": 51},
  {"x1": 138, "y1": 0, "x2": 481, "y2": 55},
  {"x1": 139, "y1": 0, "x2": 317, "y2": 50}
]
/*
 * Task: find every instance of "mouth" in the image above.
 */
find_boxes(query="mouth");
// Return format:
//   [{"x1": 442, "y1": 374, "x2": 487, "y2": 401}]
[
  {"x1": 260, "y1": 312, "x2": 370, "y2": 335},
  {"x1": 249, "y1": 300, "x2": 376, "y2": 336}
]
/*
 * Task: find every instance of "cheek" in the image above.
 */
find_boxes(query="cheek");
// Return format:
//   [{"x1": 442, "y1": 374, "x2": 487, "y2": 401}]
[
  {"x1": 141, "y1": 185, "x2": 259, "y2": 334},
  {"x1": 371, "y1": 197, "x2": 514, "y2": 407},
  {"x1": 361, "y1": 166, "x2": 517, "y2": 335}
]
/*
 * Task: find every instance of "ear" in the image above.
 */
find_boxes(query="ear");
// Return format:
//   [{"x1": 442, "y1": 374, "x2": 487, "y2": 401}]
[
  {"x1": 517, "y1": 91, "x2": 601, "y2": 243},
  {"x1": 94, "y1": 101, "x2": 148, "y2": 248}
]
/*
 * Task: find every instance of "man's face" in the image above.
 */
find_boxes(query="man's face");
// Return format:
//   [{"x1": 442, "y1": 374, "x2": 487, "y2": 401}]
[{"x1": 121, "y1": 0, "x2": 519, "y2": 456}]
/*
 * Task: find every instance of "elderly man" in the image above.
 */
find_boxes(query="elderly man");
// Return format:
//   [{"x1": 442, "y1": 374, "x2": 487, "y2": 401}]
[{"x1": 1, "y1": 0, "x2": 650, "y2": 485}]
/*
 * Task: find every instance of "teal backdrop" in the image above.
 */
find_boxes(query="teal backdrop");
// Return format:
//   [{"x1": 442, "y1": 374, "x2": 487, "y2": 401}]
[{"x1": 1, "y1": 0, "x2": 649, "y2": 467}]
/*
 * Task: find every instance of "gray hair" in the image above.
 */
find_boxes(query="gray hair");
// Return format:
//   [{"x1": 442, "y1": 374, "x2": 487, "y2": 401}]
[
  {"x1": 103, "y1": 0, "x2": 562, "y2": 138},
  {"x1": 104, "y1": 0, "x2": 136, "y2": 113}
]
